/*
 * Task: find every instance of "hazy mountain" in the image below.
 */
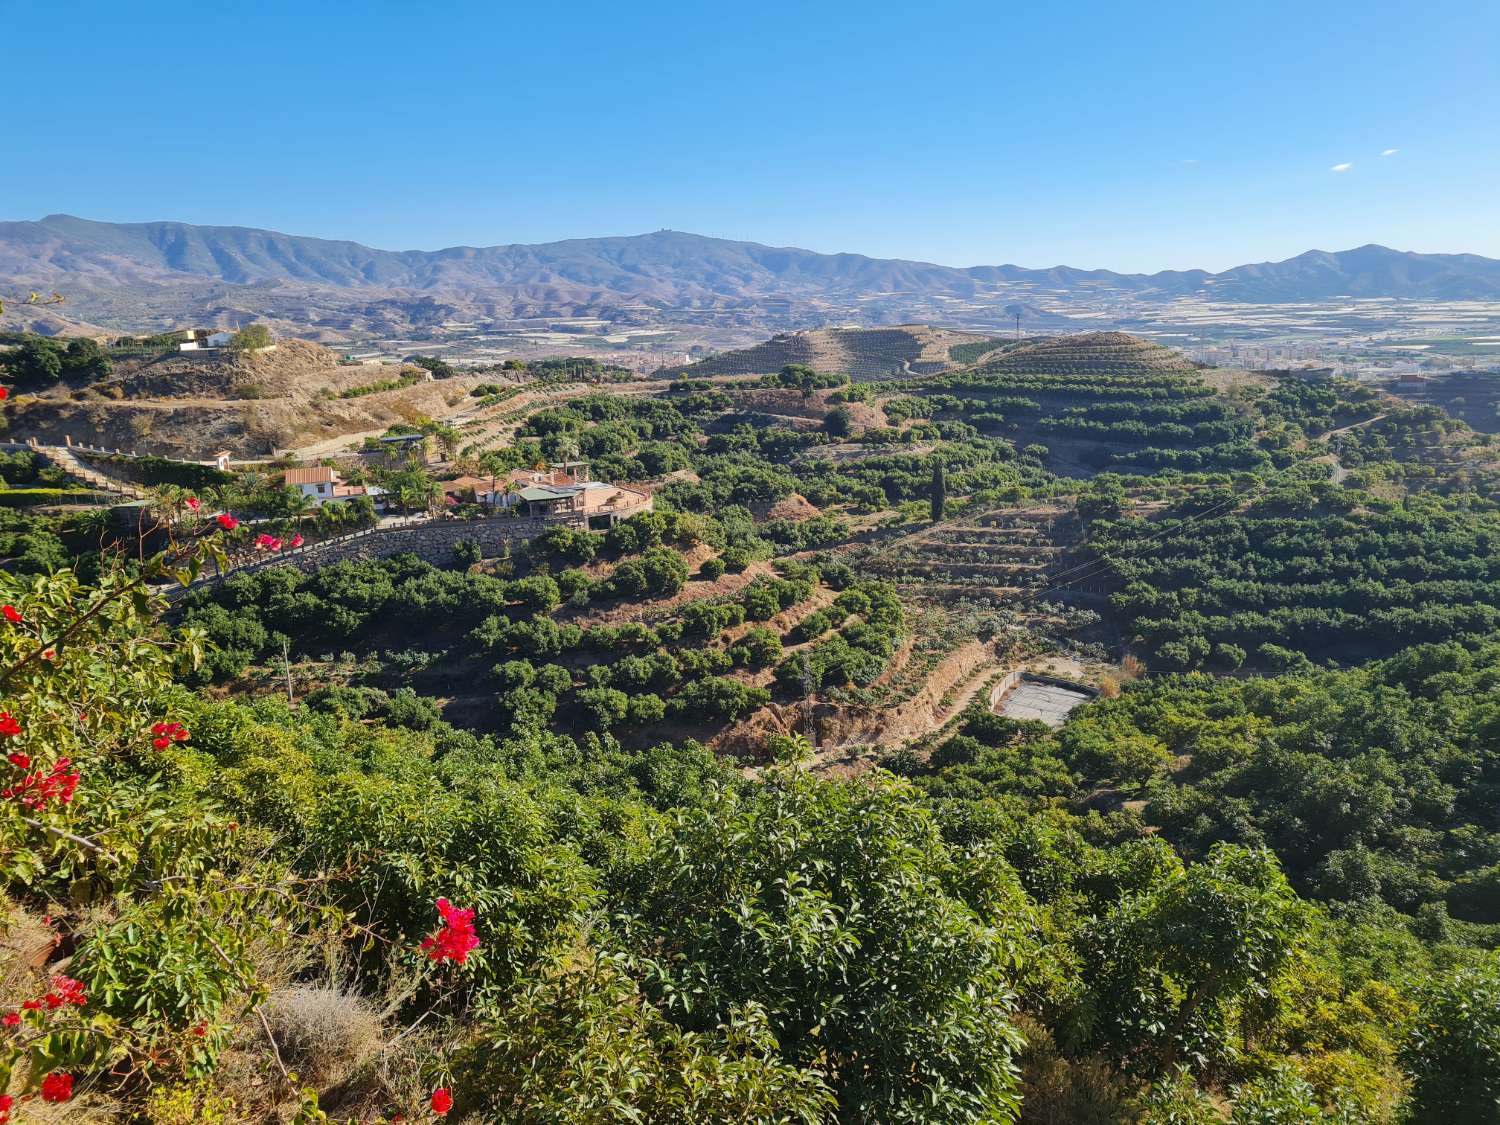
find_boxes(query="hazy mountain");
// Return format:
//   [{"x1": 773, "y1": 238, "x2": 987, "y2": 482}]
[{"x1": 4, "y1": 214, "x2": 1500, "y2": 305}]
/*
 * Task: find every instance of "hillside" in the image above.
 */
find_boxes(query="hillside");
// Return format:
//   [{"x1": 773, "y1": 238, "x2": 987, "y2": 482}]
[
  {"x1": 5, "y1": 337, "x2": 1500, "y2": 1121},
  {"x1": 6, "y1": 339, "x2": 481, "y2": 457},
  {"x1": 661, "y1": 325, "x2": 998, "y2": 380},
  {"x1": 5, "y1": 215, "x2": 1500, "y2": 309},
  {"x1": 968, "y1": 330, "x2": 1199, "y2": 376}
]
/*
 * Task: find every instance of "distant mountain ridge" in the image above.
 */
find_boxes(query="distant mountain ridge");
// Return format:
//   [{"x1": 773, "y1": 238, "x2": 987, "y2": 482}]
[{"x1": 4, "y1": 214, "x2": 1500, "y2": 304}]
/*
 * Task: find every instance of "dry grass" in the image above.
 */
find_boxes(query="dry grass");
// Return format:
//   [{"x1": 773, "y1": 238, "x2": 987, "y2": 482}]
[
  {"x1": 260, "y1": 986, "x2": 383, "y2": 1087},
  {"x1": 0, "y1": 898, "x2": 57, "y2": 1002},
  {"x1": 1014, "y1": 1013, "x2": 1137, "y2": 1124}
]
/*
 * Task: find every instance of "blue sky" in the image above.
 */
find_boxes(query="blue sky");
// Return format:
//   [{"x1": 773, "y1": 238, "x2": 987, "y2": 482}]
[{"x1": 4, "y1": 0, "x2": 1498, "y2": 272}]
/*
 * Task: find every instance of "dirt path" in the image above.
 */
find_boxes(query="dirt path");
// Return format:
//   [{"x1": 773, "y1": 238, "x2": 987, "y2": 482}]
[{"x1": 1318, "y1": 412, "x2": 1388, "y2": 485}]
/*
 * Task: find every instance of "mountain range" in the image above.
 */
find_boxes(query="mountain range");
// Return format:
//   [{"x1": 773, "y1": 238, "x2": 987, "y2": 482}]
[{"x1": 5, "y1": 214, "x2": 1500, "y2": 306}]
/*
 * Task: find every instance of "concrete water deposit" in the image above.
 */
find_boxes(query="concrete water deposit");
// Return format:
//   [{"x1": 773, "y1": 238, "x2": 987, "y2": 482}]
[{"x1": 991, "y1": 671, "x2": 1096, "y2": 727}]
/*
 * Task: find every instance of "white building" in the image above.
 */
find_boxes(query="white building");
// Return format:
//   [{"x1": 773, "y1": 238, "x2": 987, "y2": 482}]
[
  {"x1": 178, "y1": 329, "x2": 234, "y2": 352},
  {"x1": 283, "y1": 466, "x2": 339, "y2": 504}
]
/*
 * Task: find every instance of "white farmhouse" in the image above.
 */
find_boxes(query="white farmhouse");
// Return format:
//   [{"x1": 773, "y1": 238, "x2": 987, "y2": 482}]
[{"x1": 282, "y1": 466, "x2": 339, "y2": 505}]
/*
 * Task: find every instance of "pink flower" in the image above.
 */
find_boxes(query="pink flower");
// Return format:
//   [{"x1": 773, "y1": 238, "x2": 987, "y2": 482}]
[
  {"x1": 430, "y1": 1087, "x2": 453, "y2": 1116},
  {"x1": 289, "y1": 533, "x2": 304, "y2": 548},
  {"x1": 216, "y1": 513, "x2": 239, "y2": 531},
  {"x1": 185, "y1": 496, "x2": 200, "y2": 511},
  {"x1": 255, "y1": 533, "x2": 282, "y2": 551},
  {"x1": 420, "y1": 898, "x2": 480, "y2": 964}
]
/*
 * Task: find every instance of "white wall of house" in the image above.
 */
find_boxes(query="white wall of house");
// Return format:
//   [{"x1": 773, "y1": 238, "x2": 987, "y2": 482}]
[{"x1": 295, "y1": 481, "x2": 333, "y2": 506}]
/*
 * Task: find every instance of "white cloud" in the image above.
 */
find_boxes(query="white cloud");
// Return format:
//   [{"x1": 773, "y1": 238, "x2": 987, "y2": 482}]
[
  {"x1": 1381, "y1": 148, "x2": 1399, "y2": 157},
  {"x1": 1331, "y1": 162, "x2": 1353, "y2": 173},
  {"x1": 1181, "y1": 158, "x2": 1199, "y2": 164}
]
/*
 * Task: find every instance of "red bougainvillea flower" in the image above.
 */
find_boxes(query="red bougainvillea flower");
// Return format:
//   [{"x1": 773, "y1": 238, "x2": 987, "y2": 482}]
[
  {"x1": 7, "y1": 752, "x2": 29, "y2": 769},
  {"x1": 420, "y1": 898, "x2": 480, "y2": 964},
  {"x1": 289, "y1": 533, "x2": 304, "y2": 548},
  {"x1": 191, "y1": 1021, "x2": 208, "y2": 1037},
  {"x1": 0, "y1": 713, "x2": 20, "y2": 738},
  {"x1": 254, "y1": 533, "x2": 280, "y2": 550},
  {"x1": 216, "y1": 513, "x2": 239, "y2": 531},
  {"x1": 2, "y1": 1012, "x2": 18, "y2": 1026},
  {"x1": 47, "y1": 975, "x2": 86, "y2": 1008},
  {"x1": 21, "y1": 1000, "x2": 40, "y2": 1011},
  {"x1": 430, "y1": 1087, "x2": 453, "y2": 1116},
  {"x1": 40, "y1": 1072, "x2": 73, "y2": 1103},
  {"x1": 185, "y1": 496, "x2": 200, "y2": 511},
  {"x1": 149, "y1": 722, "x2": 190, "y2": 750},
  {"x1": 0, "y1": 386, "x2": 9, "y2": 400},
  {"x1": 1, "y1": 758, "x2": 79, "y2": 809},
  {"x1": 0, "y1": 1093, "x2": 12, "y2": 1123},
  {"x1": 2, "y1": 605, "x2": 22, "y2": 625}
]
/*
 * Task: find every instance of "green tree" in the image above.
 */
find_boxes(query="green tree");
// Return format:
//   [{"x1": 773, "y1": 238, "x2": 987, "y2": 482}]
[
  {"x1": 64, "y1": 336, "x2": 112, "y2": 378},
  {"x1": 452, "y1": 953, "x2": 837, "y2": 1122},
  {"x1": 930, "y1": 456, "x2": 948, "y2": 522},
  {"x1": 1076, "y1": 843, "x2": 1304, "y2": 1076},
  {"x1": 824, "y1": 406, "x2": 854, "y2": 438},
  {"x1": 7, "y1": 336, "x2": 63, "y2": 387},
  {"x1": 614, "y1": 771, "x2": 1030, "y2": 1123},
  {"x1": 228, "y1": 323, "x2": 273, "y2": 353}
]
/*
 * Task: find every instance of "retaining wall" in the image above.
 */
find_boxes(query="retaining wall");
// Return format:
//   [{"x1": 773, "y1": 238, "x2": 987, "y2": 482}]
[{"x1": 223, "y1": 517, "x2": 551, "y2": 579}]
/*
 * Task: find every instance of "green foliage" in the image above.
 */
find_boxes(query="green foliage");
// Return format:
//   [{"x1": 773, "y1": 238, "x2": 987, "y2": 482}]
[
  {"x1": 1402, "y1": 960, "x2": 1500, "y2": 1122},
  {"x1": 930, "y1": 456, "x2": 948, "y2": 522},
  {"x1": 0, "y1": 332, "x2": 113, "y2": 387},
  {"x1": 614, "y1": 771, "x2": 1029, "y2": 1122},
  {"x1": 228, "y1": 323, "x2": 273, "y2": 353}
]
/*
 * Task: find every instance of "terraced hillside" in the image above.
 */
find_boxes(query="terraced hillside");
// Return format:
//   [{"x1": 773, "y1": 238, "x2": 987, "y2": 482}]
[
  {"x1": 908, "y1": 336, "x2": 1264, "y2": 475},
  {"x1": 974, "y1": 331, "x2": 1199, "y2": 376},
  {"x1": 861, "y1": 506, "x2": 1076, "y2": 593},
  {"x1": 662, "y1": 325, "x2": 997, "y2": 381}
]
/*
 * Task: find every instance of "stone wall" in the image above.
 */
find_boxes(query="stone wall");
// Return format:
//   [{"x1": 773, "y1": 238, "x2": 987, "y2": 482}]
[{"x1": 230, "y1": 517, "x2": 550, "y2": 577}]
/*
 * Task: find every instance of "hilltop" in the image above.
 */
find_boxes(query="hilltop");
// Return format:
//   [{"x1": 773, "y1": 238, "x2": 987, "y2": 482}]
[
  {"x1": 661, "y1": 325, "x2": 999, "y2": 380},
  {"x1": 967, "y1": 331, "x2": 1199, "y2": 376}
]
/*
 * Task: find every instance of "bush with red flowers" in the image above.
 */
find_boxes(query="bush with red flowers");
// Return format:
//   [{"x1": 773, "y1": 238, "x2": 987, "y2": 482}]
[{"x1": 420, "y1": 898, "x2": 481, "y2": 965}]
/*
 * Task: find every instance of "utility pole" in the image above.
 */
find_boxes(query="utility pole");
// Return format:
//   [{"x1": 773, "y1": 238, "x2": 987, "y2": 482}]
[{"x1": 282, "y1": 636, "x2": 294, "y2": 704}]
